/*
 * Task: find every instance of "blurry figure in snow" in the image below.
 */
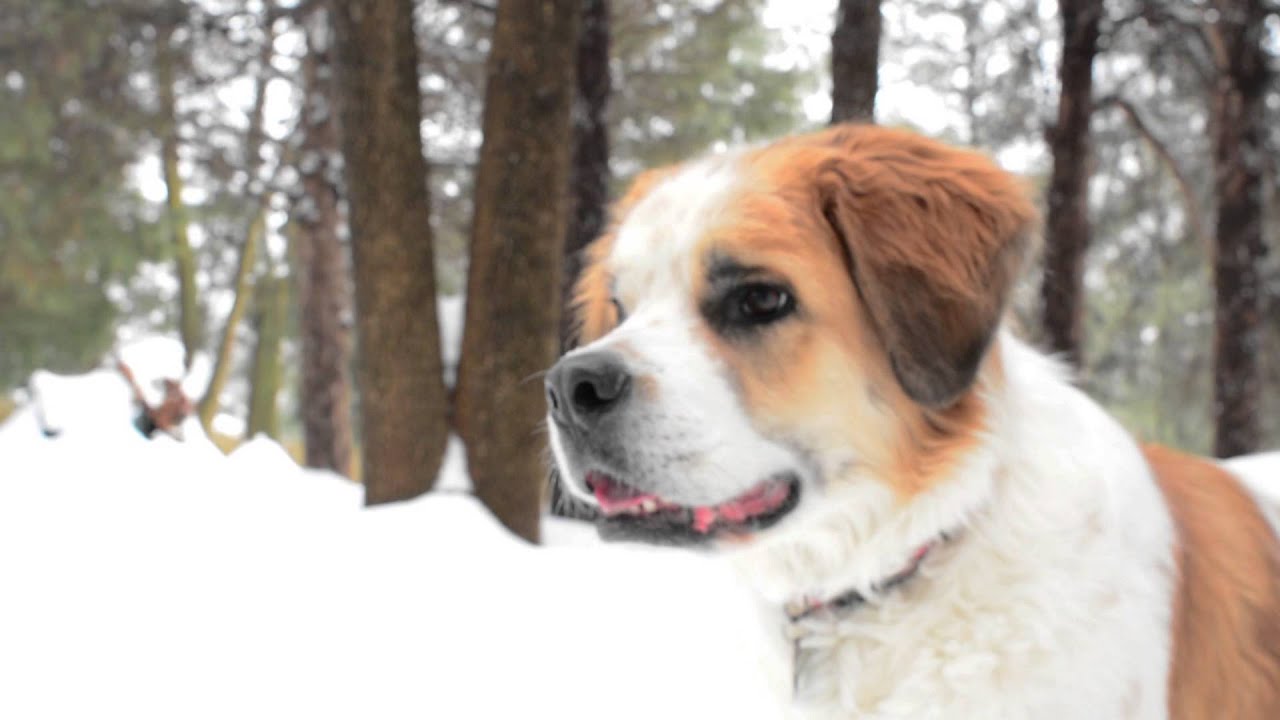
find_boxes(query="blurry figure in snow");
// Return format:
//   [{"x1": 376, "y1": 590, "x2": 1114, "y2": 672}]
[{"x1": 116, "y1": 359, "x2": 193, "y2": 439}]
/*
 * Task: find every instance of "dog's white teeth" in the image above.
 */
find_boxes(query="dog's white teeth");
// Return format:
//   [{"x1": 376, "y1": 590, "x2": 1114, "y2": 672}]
[{"x1": 639, "y1": 499, "x2": 658, "y2": 513}]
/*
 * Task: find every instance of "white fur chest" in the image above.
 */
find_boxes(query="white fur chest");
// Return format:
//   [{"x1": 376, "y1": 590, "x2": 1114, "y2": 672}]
[
  {"x1": 785, "y1": 523, "x2": 1172, "y2": 719},
  {"x1": 759, "y1": 343, "x2": 1180, "y2": 719}
]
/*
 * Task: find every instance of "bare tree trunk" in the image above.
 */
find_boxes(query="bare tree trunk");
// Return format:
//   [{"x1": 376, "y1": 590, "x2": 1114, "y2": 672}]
[
  {"x1": 562, "y1": 0, "x2": 612, "y2": 350},
  {"x1": 830, "y1": 0, "x2": 880, "y2": 124},
  {"x1": 246, "y1": 269, "x2": 288, "y2": 441},
  {"x1": 197, "y1": 17, "x2": 276, "y2": 432},
  {"x1": 956, "y1": 2, "x2": 982, "y2": 146},
  {"x1": 565, "y1": 0, "x2": 614, "y2": 345},
  {"x1": 295, "y1": 11, "x2": 355, "y2": 478},
  {"x1": 197, "y1": 214, "x2": 262, "y2": 430},
  {"x1": 1209, "y1": 0, "x2": 1269, "y2": 458},
  {"x1": 455, "y1": 0, "x2": 582, "y2": 542},
  {"x1": 1039, "y1": 0, "x2": 1102, "y2": 368},
  {"x1": 155, "y1": 23, "x2": 201, "y2": 371},
  {"x1": 331, "y1": 0, "x2": 448, "y2": 501},
  {"x1": 553, "y1": 0, "x2": 611, "y2": 520}
]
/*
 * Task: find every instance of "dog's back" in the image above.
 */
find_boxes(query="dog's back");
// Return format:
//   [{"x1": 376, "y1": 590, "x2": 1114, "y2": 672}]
[{"x1": 1147, "y1": 445, "x2": 1280, "y2": 719}]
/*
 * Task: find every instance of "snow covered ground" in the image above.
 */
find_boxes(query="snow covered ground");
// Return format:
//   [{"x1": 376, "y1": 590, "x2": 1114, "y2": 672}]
[{"x1": 0, "y1": 367, "x2": 785, "y2": 719}]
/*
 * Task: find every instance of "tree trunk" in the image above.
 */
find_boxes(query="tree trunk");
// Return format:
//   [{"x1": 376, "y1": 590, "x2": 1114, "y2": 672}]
[
  {"x1": 296, "y1": 10, "x2": 355, "y2": 478},
  {"x1": 246, "y1": 270, "x2": 288, "y2": 441},
  {"x1": 455, "y1": 0, "x2": 582, "y2": 542},
  {"x1": 1209, "y1": 0, "x2": 1269, "y2": 458},
  {"x1": 197, "y1": 19, "x2": 275, "y2": 432},
  {"x1": 553, "y1": 0, "x2": 611, "y2": 520},
  {"x1": 956, "y1": 2, "x2": 982, "y2": 146},
  {"x1": 331, "y1": 0, "x2": 448, "y2": 502},
  {"x1": 562, "y1": 0, "x2": 612, "y2": 350},
  {"x1": 197, "y1": 213, "x2": 262, "y2": 430},
  {"x1": 830, "y1": 0, "x2": 881, "y2": 124},
  {"x1": 1039, "y1": 0, "x2": 1102, "y2": 368},
  {"x1": 155, "y1": 23, "x2": 201, "y2": 371}
]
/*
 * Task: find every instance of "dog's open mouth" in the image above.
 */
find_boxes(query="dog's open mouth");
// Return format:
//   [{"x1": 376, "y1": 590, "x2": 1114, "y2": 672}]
[{"x1": 585, "y1": 471, "x2": 800, "y2": 544}]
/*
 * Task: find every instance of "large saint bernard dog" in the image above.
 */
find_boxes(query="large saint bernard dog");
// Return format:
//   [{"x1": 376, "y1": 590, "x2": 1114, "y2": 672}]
[{"x1": 544, "y1": 125, "x2": 1280, "y2": 718}]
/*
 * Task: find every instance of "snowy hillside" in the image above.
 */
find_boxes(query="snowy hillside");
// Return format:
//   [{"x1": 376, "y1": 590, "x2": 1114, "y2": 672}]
[{"x1": 0, "y1": 371, "x2": 785, "y2": 719}]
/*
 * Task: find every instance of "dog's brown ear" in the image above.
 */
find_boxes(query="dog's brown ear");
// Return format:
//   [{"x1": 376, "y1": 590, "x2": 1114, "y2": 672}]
[{"x1": 816, "y1": 127, "x2": 1038, "y2": 408}]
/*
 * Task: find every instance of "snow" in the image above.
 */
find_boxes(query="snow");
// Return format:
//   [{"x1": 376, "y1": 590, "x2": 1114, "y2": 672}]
[
  {"x1": 212, "y1": 411, "x2": 248, "y2": 438},
  {"x1": 27, "y1": 336, "x2": 212, "y2": 437},
  {"x1": 114, "y1": 335, "x2": 212, "y2": 402},
  {"x1": 437, "y1": 294, "x2": 464, "y2": 387},
  {"x1": 1226, "y1": 452, "x2": 1280, "y2": 506},
  {"x1": 27, "y1": 368, "x2": 136, "y2": 436},
  {"x1": 0, "y1": 369, "x2": 784, "y2": 719}
]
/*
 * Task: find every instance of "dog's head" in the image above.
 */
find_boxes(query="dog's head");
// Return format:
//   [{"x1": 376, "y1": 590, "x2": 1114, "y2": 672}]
[{"x1": 546, "y1": 125, "x2": 1036, "y2": 554}]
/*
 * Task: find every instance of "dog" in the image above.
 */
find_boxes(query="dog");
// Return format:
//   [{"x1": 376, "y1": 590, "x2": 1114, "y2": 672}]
[{"x1": 544, "y1": 125, "x2": 1280, "y2": 718}]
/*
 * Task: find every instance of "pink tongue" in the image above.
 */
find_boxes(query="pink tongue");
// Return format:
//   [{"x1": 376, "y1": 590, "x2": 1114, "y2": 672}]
[
  {"x1": 695, "y1": 481, "x2": 792, "y2": 533},
  {"x1": 587, "y1": 473, "x2": 662, "y2": 514},
  {"x1": 692, "y1": 507, "x2": 718, "y2": 533},
  {"x1": 587, "y1": 472, "x2": 790, "y2": 533}
]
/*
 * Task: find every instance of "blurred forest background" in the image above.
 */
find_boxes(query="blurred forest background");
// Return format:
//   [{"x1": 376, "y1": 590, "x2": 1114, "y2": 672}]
[{"x1": 1, "y1": 0, "x2": 1277, "y2": 540}]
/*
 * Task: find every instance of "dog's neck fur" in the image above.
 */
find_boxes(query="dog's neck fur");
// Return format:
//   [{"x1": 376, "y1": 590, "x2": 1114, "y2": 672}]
[{"x1": 737, "y1": 334, "x2": 1178, "y2": 719}]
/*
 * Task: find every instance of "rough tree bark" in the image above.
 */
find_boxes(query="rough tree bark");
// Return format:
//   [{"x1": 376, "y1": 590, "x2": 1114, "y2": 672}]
[
  {"x1": 830, "y1": 0, "x2": 881, "y2": 124},
  {"x1": 296, "y1": 11, "x2": 354, "y2": 478},
  {"x1": 1208, "y1": 0, "x2": 1269, "y2": 457},
  {"x1": 155, "y1": 22, "x2": 201, "y2": 371},
  {"x1": 455, "y1": 0, "x2": 582, "y2": 542},
  {"x1": 1039, "y1": 0, "x2": 1103, "y2": 368},
  {"x1": 331, "y1": 0, "x2": 449, "y2": 502}
]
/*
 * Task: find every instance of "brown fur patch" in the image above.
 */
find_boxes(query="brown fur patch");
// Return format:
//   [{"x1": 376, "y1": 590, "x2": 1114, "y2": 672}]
[{"x1": 1145, "y1": 444, "x2": 1280, "y2": 719}]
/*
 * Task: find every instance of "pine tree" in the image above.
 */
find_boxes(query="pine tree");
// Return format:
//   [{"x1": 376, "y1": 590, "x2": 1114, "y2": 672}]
[
  {"x1": 1040, "y1": 0, "x2": 1103, "y2": 367},
  {"x1": 0, "y1": 1, "x2": 167, "y2": 388},
  {"x1": 830, "y1": 0, "x2": 881, "y2": 123},
  {"x1": 455, "y1": 0, "x2": 582, "y2": 542},
  {"x1": 154, "y1": 17, "x2": 203, "y2": 372},
  {"x1": 1208, "y1": 0, "x2": 1270, "y2": 457},
  {"x1": 245, "y1": 269, "x2": 288, "y2": 441},
  {"x1": 563, "y1": 0, "x2": 612, "y2": 344},
  {"x1": 331, "y1": 0, "x2": 449, "y2": 502},
  {"x1": 295, "y1": 10, "x2": 354, "y2": 477}
]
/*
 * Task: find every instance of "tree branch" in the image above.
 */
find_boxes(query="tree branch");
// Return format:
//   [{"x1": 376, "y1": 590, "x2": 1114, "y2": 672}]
[
  {"x1": 438, "y1": 0, "x2": 496, "y2": 14},
  {"x1": 269, "y1": 0, "x2": 322, "y2": 23},
  {"x1": 1096, "y1": 94, "x2": 1211, "y2": 257}
]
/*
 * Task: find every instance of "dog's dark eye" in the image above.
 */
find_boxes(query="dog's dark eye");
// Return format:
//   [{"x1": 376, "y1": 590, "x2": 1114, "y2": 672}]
[{"x1": 732, "y1": 284, "x2": 794, "y2": 325}]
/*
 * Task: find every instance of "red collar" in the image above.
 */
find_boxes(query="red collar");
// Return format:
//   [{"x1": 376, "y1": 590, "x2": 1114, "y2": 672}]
[{"x1": 786, "y1": 538, "x2": 942, "y2": 622}]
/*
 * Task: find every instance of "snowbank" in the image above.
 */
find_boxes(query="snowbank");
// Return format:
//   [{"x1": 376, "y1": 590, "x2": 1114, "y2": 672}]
[
  {"x1": 0, "y1": 372, "x2": 785, "y2": 719},
  {"x1": 25, "y1": 336, "x2": 212, "y2": 438},
  {"x1": 1226, "y1": 451, "x2": 1280, "y2": 505}
]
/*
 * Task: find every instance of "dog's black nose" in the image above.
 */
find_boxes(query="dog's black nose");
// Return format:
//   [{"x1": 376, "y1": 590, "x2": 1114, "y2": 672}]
[{"x1": 546, "y1": 352, "x2": 632, "y2": 431}]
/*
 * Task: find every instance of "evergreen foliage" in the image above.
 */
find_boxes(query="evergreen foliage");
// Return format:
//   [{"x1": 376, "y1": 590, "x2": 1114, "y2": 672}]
[{"x1": 0, "y1": 2, "x2": 167, "y2": 387}]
